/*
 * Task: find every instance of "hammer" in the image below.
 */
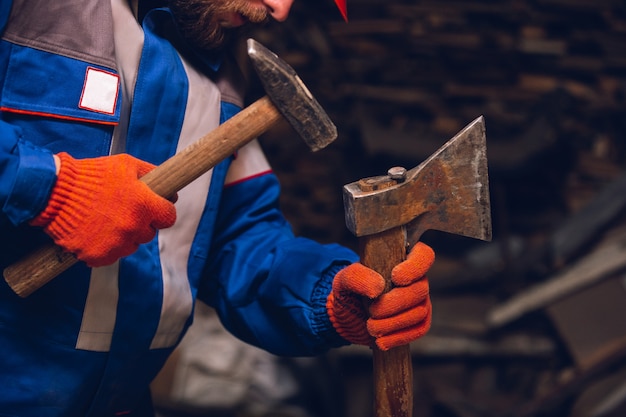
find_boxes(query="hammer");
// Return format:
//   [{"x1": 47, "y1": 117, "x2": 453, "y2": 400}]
[
  {"x1": 343, "y1": 116, "x2": 492, "y2": 417},
  {"x1": 4, "y1": 39, "x2": 337, "y2": 297}
]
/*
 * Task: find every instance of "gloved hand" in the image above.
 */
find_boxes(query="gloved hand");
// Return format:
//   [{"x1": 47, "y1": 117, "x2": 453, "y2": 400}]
[
  {"x1": 327, "y1": 242, "x2": 434, "y2": 351},
  {"x1": 30, "y1": 152, "x2": 177, "y2": 267}
]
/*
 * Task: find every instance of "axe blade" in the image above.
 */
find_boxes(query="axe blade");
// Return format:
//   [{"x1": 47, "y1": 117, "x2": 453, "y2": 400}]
[
  {"x1": 406, "y1": 115, "x2": 492, "y2": 245},
  {"x1": 343, "y1": 116, "x2": 492, "y2": 244}
]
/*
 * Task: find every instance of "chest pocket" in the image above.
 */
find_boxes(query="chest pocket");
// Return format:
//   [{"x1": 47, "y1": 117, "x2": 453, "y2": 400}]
[{"x1": 0, "y1": 41, "x2": 120, "y2": 157}]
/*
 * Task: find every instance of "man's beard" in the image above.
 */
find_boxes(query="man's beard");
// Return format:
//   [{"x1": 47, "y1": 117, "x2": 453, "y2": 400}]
[{"x1": 168, "y1": 0, "x2": 268, "y2": 52}]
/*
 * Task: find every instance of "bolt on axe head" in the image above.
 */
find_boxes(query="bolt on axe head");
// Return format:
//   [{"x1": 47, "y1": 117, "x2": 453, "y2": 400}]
[
  {"x1": 343, "y1": 116, "x2": 492, "y2": 246},
  {"x1": 247, "y1": 39, "x2": 337, "y2": 152}
]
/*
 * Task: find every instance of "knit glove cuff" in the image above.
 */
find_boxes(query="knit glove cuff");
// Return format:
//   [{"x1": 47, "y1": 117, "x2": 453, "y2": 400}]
[
  {"x1": 32, "y1": 152, "x2": 105, "y2": 231},
  {"x1": 327, "y1": 262, "x2": 385, "y2": 347}
]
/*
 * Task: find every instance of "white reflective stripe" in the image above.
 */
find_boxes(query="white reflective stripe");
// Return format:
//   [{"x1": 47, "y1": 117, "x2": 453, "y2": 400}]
[
  {"x1": 149, "y1": 52, "x2": 221, "y2": 349},
  {"x1": 77, "y1": 0, "x2": 223, "y2": 351},
  {"x1": 224, "y1": 140, "x2": 272, "y2": 185},
  {"x1": 74, "y1": 0, "x2": 141, "y2": 353},
  {"x1": 75, "y1": 262, "x2": 120, "y2": 352}
]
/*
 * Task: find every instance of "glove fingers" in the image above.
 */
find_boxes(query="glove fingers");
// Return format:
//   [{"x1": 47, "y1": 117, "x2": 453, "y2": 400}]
[
  {"x1": 374, "y1": 310, "x2": 432, "y2": 351},
  {"x1": 126, "y1": 159, "x2": 177, "y2": 230},
  {"x1": 369, "y1": 279, "x2": 429, "y2": 318},
  {"x1": 80, "y1": 217, "x2": 144, "y2": 266},
  {"x1": 369, "y1": 298, "x2": 432, "y2": 351},
  {"x1": 333, "y1": 263, "x2": 385, "y2": 299},
  {"x1": 82, "y1": 241, "x2": 141, "y2": 268},
  {"x1": 108, "y1": 183, "x2": 174, "y2": 238},
  {"x1": 391, "y1": 242, "x2": 435, "y2": 286},
  {"x1": 367, "y1": 298, "x2": 431, "y2": 337},
  {"x1": 131, "y1": 156, "x2": 158, "y2": 178},
  {"x1": 145, "y1": 193, "x2": 177, "y2": 230},
  {"x1": 132, "y1": 224, "x2": 158, "y2": 245},
  {"x1": 151, "y1": 203, "x2": 177, "y2": 229}
]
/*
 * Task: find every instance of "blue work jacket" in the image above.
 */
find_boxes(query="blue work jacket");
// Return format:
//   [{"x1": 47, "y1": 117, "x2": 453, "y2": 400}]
[{"x1": 0, "y1": 1, "x2": 357, "y2": 416}]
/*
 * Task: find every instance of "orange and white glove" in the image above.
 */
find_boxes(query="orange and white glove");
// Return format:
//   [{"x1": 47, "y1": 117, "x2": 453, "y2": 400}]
[
  {"x1": 30, "y1": 152, "x2": 177, "y2": 267},
  {"x1": 327, "y1": 242, "x2": 434, "y2": 351}
]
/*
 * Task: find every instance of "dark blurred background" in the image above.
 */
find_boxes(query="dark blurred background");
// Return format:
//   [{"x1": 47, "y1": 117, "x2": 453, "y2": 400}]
[{"x1": 226, "y1": 1, "x2": 626, "y2": 416}]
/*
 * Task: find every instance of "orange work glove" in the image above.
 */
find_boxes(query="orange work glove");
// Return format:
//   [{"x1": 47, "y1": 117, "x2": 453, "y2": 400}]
[
  {"x1": 30, "y1": 152, "x2": 177, "y2": 267},
  {"x1": 327, "y1": 242, "x2": 434, "y2": 351}
]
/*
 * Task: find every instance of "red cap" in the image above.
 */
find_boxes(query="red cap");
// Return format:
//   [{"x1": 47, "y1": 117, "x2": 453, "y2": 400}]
[{"x1": 334, "y1": 0, "x2": 348, "y2": 21}]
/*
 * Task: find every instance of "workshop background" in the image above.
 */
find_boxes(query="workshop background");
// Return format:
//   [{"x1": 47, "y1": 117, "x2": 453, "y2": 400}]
[{"x1": 190, "y1": 1, "x2": 626, "y2": 416}]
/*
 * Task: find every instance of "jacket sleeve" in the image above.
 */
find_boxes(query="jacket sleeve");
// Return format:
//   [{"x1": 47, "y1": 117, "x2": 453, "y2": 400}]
[
  {"x1": 0, "y1": 0, "x2": 56, "y2": 224},
  {"x1": 198, "y1": 171, "x2": 359, "y2": 357},
  {"x1": 0, "y1": 121, "x2": 57, "y2": 226}
]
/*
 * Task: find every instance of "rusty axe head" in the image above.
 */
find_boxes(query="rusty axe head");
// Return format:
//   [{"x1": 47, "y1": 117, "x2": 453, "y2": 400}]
[
  {"x1": 343, "y1": 116, "x2": 492, "y2": 246},
  {"x1": 247, "y1": 39, "x2": 337, "y2": 152}
]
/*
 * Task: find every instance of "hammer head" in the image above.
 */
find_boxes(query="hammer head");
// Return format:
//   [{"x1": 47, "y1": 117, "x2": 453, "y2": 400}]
[
  {"x1": 247, "y1": 39, "x2": 337, "y2": 152},
  {"x1": 343, "y1": 116, "x2": 492, "y2": 245}
]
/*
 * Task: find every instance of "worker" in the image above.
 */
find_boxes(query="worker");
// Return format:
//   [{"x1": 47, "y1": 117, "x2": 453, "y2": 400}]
[{"x1": 0, "y1": 0, "x2": 434, "y2": 416}]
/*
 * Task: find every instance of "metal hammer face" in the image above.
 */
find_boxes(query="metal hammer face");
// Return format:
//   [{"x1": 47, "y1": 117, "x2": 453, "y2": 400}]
[
  {"x1": 247, "y1": 39, "x2": 337, "y2": 151},
  {"x1": 343, "y1": 116, "x2": 492, "y2": 245}
]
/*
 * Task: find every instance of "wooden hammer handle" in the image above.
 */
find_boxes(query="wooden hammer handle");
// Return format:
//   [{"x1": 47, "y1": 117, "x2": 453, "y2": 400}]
[
  {"x1": 4, "y1": 96, "x2": 281, "y2": 297},
  {"x1": 360, "y1": 227, "x2": 413, "y2": 417}
]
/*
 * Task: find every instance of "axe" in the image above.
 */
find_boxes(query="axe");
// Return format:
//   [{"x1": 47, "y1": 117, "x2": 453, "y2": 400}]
[
  {"x1": 4, "y1": 39, "x2": 337, "y2": 297},
  {"x1": 343, "y1": 116, "x2": 492, "y2": 417}
]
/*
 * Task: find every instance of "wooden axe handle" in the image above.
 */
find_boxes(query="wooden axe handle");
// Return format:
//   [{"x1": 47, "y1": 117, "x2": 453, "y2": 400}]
[
  {"x1": 360, "y1": 227, "x2": 413, "y2": 417},
  {"x1": 4, "y1": 96, "x2": 281, "y2": 297}
]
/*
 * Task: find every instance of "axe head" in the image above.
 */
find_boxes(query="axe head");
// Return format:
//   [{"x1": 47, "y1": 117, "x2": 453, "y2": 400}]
[
  {"x1": 247, "y1": 39, "x2": 337, "y2": 152},
  {"x1": 343, "y1": 116, "x2": 492, "y2": 245}
]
